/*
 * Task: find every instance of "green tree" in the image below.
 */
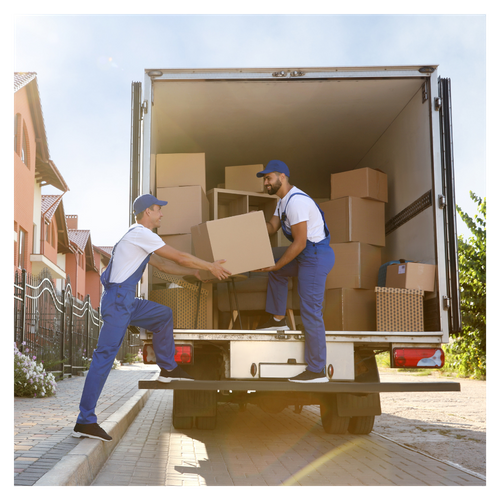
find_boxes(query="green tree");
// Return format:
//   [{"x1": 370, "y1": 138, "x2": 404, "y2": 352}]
[{"x1": 444, "y1": 192, "x2": 486, "y2": 378}]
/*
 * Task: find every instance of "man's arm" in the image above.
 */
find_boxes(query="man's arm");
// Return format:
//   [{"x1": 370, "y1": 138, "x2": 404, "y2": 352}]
[
  {"x1": 151, "y1": 244, "x2": 230, "y2": 280},
  {"x1": 266, "y1": 215, "x2": 281, "y2": 236},
  {"x1": 258, "y1": 221, "x2": 308, "y2": 273},
  {"x1": 148, "y1": 254, "x2": 202, "y2": 279}
]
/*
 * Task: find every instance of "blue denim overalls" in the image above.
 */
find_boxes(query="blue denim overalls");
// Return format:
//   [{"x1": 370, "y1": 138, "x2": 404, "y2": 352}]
[
  {"x1": 77, "y1": 228, "x2": 176, "y2": 424},
  {"x1": 266, "y1": 193, "x2": 335, "y2": 373}
]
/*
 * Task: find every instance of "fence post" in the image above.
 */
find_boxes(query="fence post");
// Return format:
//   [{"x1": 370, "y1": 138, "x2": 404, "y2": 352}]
[
  {"x1": 85, "y1": 294, "x2": 91, "y2": 363},
  {"x1": 68, "y1": 292, "x2": 73, "y2": 377},
  {"x1": 20, "y1": 269, "x2": 27, "y2": 351},
  {"x1": 61, "y1": 284, "x2": 66, "y2": 377}
]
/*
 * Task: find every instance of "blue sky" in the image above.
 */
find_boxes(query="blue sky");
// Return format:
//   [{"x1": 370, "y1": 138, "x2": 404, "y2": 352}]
[{"x1": 12, "y1": 11, "x2": 489, "y2": 246}]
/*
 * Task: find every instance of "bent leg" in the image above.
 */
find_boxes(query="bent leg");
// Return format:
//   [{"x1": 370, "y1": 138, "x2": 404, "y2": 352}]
[{"x1": 130, "y1": 299, "x2": 176, "y2": 371}]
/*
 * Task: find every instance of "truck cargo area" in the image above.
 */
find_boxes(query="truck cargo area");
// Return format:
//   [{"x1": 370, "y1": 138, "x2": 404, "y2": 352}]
[{"x1": 143, "y1": 66, "x2": 448, "y2": 337}]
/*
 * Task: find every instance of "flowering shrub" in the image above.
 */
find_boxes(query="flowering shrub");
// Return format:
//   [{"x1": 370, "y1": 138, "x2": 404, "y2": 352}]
[{"x1": 14, "y1": 343, "x2": 57, "y2": 398}]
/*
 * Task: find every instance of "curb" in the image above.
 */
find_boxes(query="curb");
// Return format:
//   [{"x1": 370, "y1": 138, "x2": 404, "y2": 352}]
[{"x1": 34, "y1": 388, "x2": 152, "y2": 486}]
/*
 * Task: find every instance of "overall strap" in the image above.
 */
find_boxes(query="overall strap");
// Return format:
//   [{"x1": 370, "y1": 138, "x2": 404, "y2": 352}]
[
  {"x1": 100, "y1": 226, "x2": 139, "y2": 287},
  {"x1": 278, "y1": 192, "x2": 330, "y2": 240}
]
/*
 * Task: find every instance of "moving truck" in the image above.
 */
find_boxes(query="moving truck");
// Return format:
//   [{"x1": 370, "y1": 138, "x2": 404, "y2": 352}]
[{"x1": 130, "y1": 65, "x2": 461, "y2": 434}]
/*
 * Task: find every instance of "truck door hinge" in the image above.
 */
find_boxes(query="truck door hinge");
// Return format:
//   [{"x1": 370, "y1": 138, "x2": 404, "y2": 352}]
[
  {"x1": 290, "y1": 70, "x2": 305, "y2": 77},
  {"x1": 438, "y1": 194, "x2": 446, "y2": 209},
  {"x1": 141, "y1": 100, "x2": 148, "y2": 118},
  {"x1": 422, "y1": 81, "x2": 429, "y2": 103},
  {"x1": 443, "y1": 296, "x2": 451, "y2": 310},
  {"x1": 435, "y1": 97, "x2": 442, "y2": 111},
  {"x1": 272, "y1": 71, "x2": 288, "y2": 78}
]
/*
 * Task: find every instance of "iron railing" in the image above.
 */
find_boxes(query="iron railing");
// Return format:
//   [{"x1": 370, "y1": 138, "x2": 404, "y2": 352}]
[{"x1": 14, "y1": 268, "x2": 140, "y2": 378}]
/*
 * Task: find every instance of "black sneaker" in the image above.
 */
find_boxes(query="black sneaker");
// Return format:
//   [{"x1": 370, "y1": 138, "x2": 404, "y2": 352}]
[
  {"x1": 157, "y1": 365, "x2": 195, "y2": 383},
  {"x1": 256, "y1": 315, "x2": 290, "y2": 331},
  {"x1": 72, "y1": 423, "x2": 112, "y2": 441},
  {"x1": 289, "y1": 369, "x2": 329, "y2": 383}
]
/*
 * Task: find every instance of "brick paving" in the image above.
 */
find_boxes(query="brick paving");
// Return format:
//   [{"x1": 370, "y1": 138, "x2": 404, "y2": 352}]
[
  {"x1": 14, "y1": 363, "x2": 486, "y2": 487},
  {"x1": 92, "y1": 389, "x2": 486, "y2": 487},
  {"x1": 14, "y1": 364, "x2": 158, "y2": 486}
]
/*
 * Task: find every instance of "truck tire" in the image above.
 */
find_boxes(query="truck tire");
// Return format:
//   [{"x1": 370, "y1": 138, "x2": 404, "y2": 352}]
[
  {"x1": 172, "y1": 415, "x2": 193, "y2": 429},
  {"x1": 348, "y1": 415, "x2": 375, "y2": 435},
  {"x1": 172, "y1": 350, "x2": 221, "y2": 430},
  {"x1": 320, "y1": 394, "x2": 349, "y2": 434}
]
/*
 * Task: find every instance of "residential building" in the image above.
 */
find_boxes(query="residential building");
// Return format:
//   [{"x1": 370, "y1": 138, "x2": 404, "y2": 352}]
[{"x1": 14, "y1": 72, "x2": 110, "y2": 308}]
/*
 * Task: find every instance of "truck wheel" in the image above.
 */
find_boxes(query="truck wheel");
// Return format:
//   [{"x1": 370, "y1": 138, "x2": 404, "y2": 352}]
[
  {"x1": 348, "y1": 415, "x2": 375, "y2": 435},
  {"x1": 173, "y1": 415, "x2": 193, "y2": 429},
  {"x1": 320, "y1": 395, "x2": 349, "y2": 434}
]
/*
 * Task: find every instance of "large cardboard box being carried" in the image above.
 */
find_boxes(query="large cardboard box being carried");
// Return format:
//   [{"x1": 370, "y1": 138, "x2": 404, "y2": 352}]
[
  {"x1": 326, "y1": 242, "x2": 382, "y2": 289},
  {"x1": 156, "y1": 153, "x2": 206, "y2": 191},
  {"x1": 385, "y1": 262, "x2": 436, "y2": 292},
  {"x1": 157, "y1": 186, "x2": 209, "y2": 236},
  {"x1": 331, "y1": 167, "x2": 388, "y2": 203},
  {"x1": 324, "y1": 289, "x2": 376, "y2": 331},
  {"x1": 225, "y1": 164, "x2": 265, "y2": 193},
  {"x1": 191, "y1": 211, "x2": 275, "y2": 280},
  {"x1": 376, "y1": 286, "x2": 424, "y2": 332},
  {"x1": 320, "y1": 196, "x2": 385, "y2": 247}
]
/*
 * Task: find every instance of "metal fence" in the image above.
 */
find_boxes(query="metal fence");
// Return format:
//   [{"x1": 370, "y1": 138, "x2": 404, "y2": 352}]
[{"x1": 14, "y1": 267, "x2": 141, "y2": 378}]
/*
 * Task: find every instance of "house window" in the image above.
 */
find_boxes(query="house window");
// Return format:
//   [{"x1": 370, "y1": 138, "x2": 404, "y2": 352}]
[
  {"x1": 18, "y1": 228, "x2": 27, "y2": 269},
  {"x1": 21, "y1": 123, "x2": 29, "y2": 167}
]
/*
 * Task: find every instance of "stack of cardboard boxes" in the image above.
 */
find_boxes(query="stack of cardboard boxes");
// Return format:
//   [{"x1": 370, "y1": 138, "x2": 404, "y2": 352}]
[
  {"x1": 150, "y1": 153, "x2": 211, "y2": 328},
  {"x1": 319, "y1": 168, "x2": 387, "y2": 331},
  {"x1": 376, "y1": 261, "x2": 436, "y2": 331}
]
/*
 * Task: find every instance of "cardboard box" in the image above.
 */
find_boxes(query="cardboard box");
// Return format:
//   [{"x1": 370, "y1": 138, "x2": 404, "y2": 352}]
[
  {"x1": 225, "y1": 164, "x2": 265, "y2": 193},
  {"x1": 324, "y1": 289, "x2": 376, "y2": 331},
  {"x1": 156, "y1": 153, "x2": 206, "y2": 191},
  {"x1": 386, "y1": 262, "x2": 436, "y2": 292},
  {"x1": 156, "y1": 186, "x2": 209, "y2": 236},
  {"x1": 326, "y1": 242, "x2": 382, "y2": 289},
  {"x1": 331, "y1": 167, "x2": 388, "y2": 203},
  {"x1": 375, "y1": 286, "x2": 424, "y2": 332},
  {"x1": 191, "y1": 211, "x2": 275, "y2": 280},
  {"x1": 161, "y1": 234, "x2": 193, "y2": 254},
  {"x1": 320, "y1": 196, "x2": 385, "y2": 247}
]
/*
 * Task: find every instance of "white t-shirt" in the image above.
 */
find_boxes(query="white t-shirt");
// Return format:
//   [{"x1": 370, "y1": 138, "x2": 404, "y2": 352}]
[
  {"x1": 109, "y1": 224, "x2": 165, "y2": 283},
  {"x1": 274, "y1": 186, "x2": 326, "y2": 243}
]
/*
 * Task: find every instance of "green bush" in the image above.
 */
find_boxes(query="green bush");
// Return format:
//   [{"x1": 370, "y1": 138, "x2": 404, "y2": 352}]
[
  {"x1": 448, "y1": 192, "x2": 486, "y2": 379},
  {"x1": 14, "y1": 343, "x2": 57, "y2": 398}
]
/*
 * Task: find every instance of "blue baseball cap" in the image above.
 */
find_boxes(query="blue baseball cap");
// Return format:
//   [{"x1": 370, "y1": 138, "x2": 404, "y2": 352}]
[
  {"x1": 133, "y1": 194, "x2": 168, "y2": 214},
  {"x1": 256, "y1": 160, "x2": 290, "y2": 178}
]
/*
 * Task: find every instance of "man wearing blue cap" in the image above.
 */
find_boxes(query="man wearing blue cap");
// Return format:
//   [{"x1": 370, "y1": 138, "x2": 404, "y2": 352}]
[
  {"x1": 256, "y1": 160, "x2": 335, "y2": 383},
  {"x1": 73, "y1": 194, "x2": 230, "y2": 441}
]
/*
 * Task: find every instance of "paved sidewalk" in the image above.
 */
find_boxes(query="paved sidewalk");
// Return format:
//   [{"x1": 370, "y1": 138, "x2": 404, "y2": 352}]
[{"x1": 14, "y1": 363, "x2": 158, "y2": 486}]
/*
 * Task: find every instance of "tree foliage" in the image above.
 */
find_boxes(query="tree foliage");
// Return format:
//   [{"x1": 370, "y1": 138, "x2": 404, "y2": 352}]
[{"x1": 444, "y1": 192, "x2": 486, "y2": 379}]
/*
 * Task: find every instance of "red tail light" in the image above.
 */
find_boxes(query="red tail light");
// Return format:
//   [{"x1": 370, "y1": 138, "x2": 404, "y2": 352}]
[
  {"x1": 393, "y1": 348, "x2": 444, "y2": 368},
  {"x1": 174, "y1": 345, "x2": 193, "y2": 364},
  {"x1": 142, "y1": 344, "x2": 193, "y2": 364}
]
